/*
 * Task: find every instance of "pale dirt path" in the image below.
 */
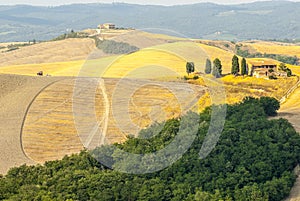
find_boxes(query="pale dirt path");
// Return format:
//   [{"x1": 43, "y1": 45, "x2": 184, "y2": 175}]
[
  {"x1": 0, "y1": 74, "x2": 62, "y2": 175},
  {"x1": 279, "y1": 87, "x2": 300, "y2": 201}
]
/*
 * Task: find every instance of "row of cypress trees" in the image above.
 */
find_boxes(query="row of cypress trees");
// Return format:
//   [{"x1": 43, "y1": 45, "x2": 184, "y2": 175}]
[{"x1": 204, "y1": 56, "x2": 248, "y2": 77}]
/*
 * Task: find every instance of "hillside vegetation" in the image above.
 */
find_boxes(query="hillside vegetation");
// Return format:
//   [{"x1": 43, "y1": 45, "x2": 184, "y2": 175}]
[
  {"x1": 0, "y1": 97, "x2": 299, "y2": 201},
  {"x1": 1, "y1": 2, "x2": 300, "y2": 42},
  {"x1": 96, "y1": 39, "x2": 139, "y2": 54},
  {"x1": 244, "y1": 41, "x2": 300, "y2": 59},
  {"x1": 236, "y1": 42, "x2": 300, "y2": 65}
]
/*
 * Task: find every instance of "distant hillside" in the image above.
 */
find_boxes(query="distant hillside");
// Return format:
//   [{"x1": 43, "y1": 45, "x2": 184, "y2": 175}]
[{"x1": 1, "y1": 1, "x2": 300, "y2": 42}]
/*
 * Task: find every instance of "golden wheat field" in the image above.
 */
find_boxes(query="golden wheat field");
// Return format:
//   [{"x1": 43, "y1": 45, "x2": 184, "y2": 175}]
[
  {"x1": 244, "y1": 41, "x2": 300, "y2": 58},
  {"x1": 1, "y1": 40, "x2": 286, "y2": 79},
  {"x1": 0, "y1": 42, "x2": 200, "y2": 78}
]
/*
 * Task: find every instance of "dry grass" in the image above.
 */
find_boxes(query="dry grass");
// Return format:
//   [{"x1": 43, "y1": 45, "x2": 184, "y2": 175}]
[
  {"x1": 0, "y1": 38, "x2": 96, "y2": 67},
  {"x1": 0, "y1": 74, "x2": 63, "y2": 174},
  {"x1": 111, "y1": 30, "x2": 184, "y2": 49},
  {"x1": 222, "y1": 75, "x2": 298, "y2": 102},
  {"x1": 0, "y1": 60, "x2": 85, "y2": 76},
  {"x1": 1, "y1": 41, "x2": 276, "y2": 79},
  {"x1": 244, "y1": 41, "x2": 300, "y2": 58},
  {"x1": 197, "y1": 43, "x2": 236, "y2": 74},
  {"x1": 189, "y1": 75, "x2": 298, "y2": 108},
  {"x1": 22, "y1": 78, "x2": 205, "y2": 163}
]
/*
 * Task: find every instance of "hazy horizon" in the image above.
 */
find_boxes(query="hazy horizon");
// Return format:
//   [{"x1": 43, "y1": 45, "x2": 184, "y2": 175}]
[{"x1": 0, "y1": 0, "x2": 299, "y2": 6}]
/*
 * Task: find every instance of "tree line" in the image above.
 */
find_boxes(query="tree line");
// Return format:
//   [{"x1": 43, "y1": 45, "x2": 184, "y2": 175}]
[
  {"x1": 201, "y1": 56, "x2": 248, "y2": 78},
  {"x1": 189, "y1": 55, "x2": 292, "y2": 78}
]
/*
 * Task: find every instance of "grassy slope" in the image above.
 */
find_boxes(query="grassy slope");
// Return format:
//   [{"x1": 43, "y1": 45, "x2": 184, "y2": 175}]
[
  {"x1": 244, "y1": 41, "x2": 300, "y2": 58},
  {"x1": 0, "y1": 41, "x2": 236, "y2": 77},
  {"x1": 0, "y1": 38, "x2": 96, "y2": 67}
]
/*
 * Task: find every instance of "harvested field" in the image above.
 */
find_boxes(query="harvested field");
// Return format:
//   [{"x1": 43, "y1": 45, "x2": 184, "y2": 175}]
[
  {"x1": 22, "y1": 78, "x2": 205, "y2": 162},
  {"x1": 112, "y1": 30, "x2": 185, "y2": 49},
  {"x1": 244, "y1": 41, "x2": 300, "y2": 58},
  {"x1": 0, "y1": 74, "x2": 205, "y2": 172},
  {"x1": 0, "y1": 38, "x2": 96, "y2": 67},
  {"x1": 0, "y1": 74, "x2": 63, "y2": 175}
]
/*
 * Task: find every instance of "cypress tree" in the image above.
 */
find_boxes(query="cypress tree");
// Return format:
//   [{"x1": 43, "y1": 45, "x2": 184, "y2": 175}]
[
  {"x1": 212, "y1": 58, "x2": 222, "y2": 78},
  {"x1": 231, "y1": 55, "x2": 240, "y2": 75},
  {"x1": 205, "y1": 59, "x2": 212, "y2": 74},
  {"x1": 241, "y1": 58, "x2": 247, "y2": 75}
]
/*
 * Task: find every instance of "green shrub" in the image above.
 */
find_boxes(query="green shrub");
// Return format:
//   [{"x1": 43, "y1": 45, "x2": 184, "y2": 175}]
[{"x1": 96, "y1": 39, "x2": 139, "y2": 54}]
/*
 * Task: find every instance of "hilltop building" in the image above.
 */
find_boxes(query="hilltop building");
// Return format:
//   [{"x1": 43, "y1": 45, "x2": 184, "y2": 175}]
[{"x1": 98, "y1": 23, "x2": 116, "y2": 30}]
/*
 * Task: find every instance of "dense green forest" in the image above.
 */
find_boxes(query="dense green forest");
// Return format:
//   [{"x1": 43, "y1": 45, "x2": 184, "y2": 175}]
[{"x1": 0, "y1": 97, "x2": 299, "y2": 201}]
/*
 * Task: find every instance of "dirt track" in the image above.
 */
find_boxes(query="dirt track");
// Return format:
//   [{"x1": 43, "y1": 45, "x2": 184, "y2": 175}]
[{"x1": 0, "y1": 74, "x2": 62, "y2": 174}]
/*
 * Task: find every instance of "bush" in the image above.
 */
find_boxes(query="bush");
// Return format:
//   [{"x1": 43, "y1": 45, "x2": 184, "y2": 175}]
[
  {"x1": 52, "y1": 31, "x2": 89, "y2": 41},
  {"x1": 96, "y1": 39, "x2": 139, "y2": 54},
  {"x1": 193, "y1": 75, "x2": 199, "y2": 80},
  {"x1": 269, "y1": 75, "x2": 277, "y2": 80}
]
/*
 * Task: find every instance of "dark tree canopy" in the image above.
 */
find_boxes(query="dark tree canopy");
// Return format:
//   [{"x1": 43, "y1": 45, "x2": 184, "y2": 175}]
[
  {"x1": 241, "y1": 57, "x2": 247, "y2": 76},
  {"x1": 186, "y1": 62, "x2": 195, "y2": 75},
  {"x1": 231, "y1": 55, "x2": 240, "y2": 75},
  {"x1": 205, "y1": 59, "x2": 212, "y2": 74},
  {"x1": 212, "y1": 58, "x2": 222, "y2": 78},
  {"x1": 279, "y1": 63, "x2": 293, "y2": 77}
]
